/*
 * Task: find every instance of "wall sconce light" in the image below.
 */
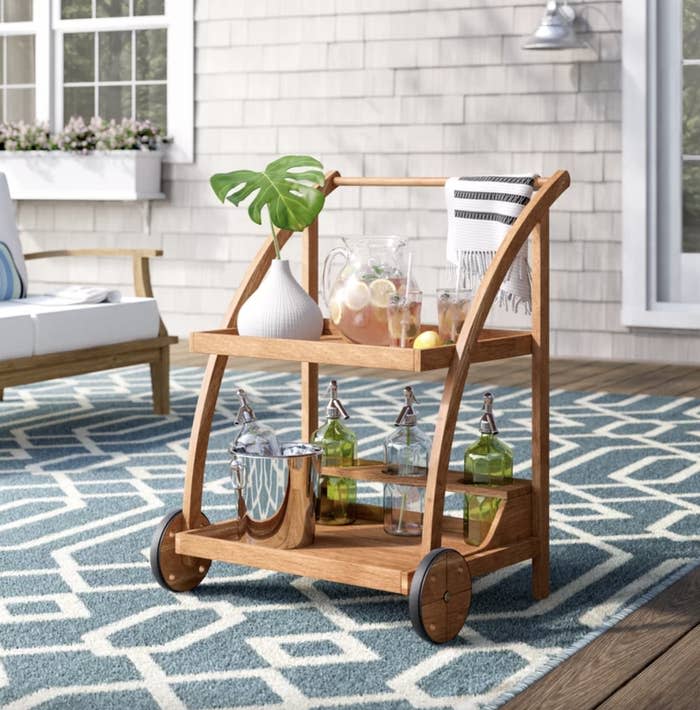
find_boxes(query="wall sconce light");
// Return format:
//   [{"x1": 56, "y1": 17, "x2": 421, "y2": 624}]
[{"x1": 522, "y1": 0, "x2": 589, "y2": 50}]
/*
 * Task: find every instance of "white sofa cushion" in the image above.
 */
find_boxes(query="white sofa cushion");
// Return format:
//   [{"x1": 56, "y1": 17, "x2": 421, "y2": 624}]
[
  {"x1": 0, "y1": 173, "x2": 28, "y2": 297},
  {"x1": 0, "y1": 305, "x2": 34, "y2": 359},
  {"x1": 0, "y1": 297, "x2": 160, "y2": 359}
]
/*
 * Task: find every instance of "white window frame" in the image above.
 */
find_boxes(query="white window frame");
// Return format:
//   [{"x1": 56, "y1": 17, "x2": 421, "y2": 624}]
[
  {"x1": 622, "y1": 0, "x2": 700, "y2": 328},
  {"x1": 6, "y1": 0, "x2": 192, "y2": 162}
]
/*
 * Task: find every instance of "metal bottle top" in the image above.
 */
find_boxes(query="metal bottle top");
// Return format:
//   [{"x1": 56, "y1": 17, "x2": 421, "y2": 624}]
[
  {"x1": 479, "y1": 392, "x2": 499, "y2": 435},
  {"x1": 235, "y1": 388, "x2": 256, "y2": 424},
  {"x1": 326, "y1": 380, "x2": 350, "y2": 420},
  {"x1": 395, "y1": 386, "x2": 418, "y2": 427}
]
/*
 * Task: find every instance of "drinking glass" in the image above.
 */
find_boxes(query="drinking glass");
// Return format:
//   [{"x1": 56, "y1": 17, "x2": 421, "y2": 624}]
[
  {"x1": 387, "y1": 290, "x2": 422, "y2": 347},
  {"x1": 436, "y1": 288, "x2": 470, "y2": 344}
]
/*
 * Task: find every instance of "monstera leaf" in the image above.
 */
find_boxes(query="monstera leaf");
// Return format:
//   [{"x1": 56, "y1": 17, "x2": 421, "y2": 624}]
[{"x1": 210, "y1": 155, "x2": 325, "y2": 233}]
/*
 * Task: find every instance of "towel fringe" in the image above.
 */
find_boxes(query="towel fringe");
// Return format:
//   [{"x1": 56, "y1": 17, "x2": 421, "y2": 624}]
[{"x1": 460, "y1": 250, "x2": 532, "y2": 315}]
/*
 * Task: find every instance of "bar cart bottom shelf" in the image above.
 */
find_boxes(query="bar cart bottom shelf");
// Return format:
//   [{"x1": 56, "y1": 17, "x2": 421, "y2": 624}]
[
  {"x1": 152, "y1": 507, "x2": 537, "y2": 644},
  {"x1": 166, "y1": 509, "x2": 537, "y2": 596}
]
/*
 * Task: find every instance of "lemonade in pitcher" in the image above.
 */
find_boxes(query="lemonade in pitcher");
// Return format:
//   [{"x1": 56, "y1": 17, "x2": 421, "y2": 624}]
[{"x1": 323, "y1": 237, "x2": 411, "y2": 346}]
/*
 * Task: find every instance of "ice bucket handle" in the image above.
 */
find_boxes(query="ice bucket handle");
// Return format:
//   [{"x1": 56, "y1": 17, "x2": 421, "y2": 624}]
[{"x1": 229, "y1": 458, "x2": 246, "y2": 492}]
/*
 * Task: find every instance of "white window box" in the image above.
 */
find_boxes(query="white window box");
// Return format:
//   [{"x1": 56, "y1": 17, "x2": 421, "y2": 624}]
[{"x1": 0, "y1": 150, "x2": 164, "y2": 200}]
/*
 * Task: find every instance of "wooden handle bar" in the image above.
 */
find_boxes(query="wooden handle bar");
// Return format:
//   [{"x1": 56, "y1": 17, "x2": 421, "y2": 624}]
[{"x1": 333, "y1": 176, "x2": 546, "y2": 190}]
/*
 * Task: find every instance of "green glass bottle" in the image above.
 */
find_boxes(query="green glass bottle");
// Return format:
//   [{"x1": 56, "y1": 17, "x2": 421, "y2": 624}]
[
  {"x1": 312, "y1": 380, "x2": 358, "y2": 525},
  {"x1": 463, "y1": 392, "x2": 513, "y2": 546}
]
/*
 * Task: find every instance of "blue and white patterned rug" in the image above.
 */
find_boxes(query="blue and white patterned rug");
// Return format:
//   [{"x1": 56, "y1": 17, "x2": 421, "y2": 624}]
[{"x1": 0, "y1": 366, "x2": 698, "y2": 709}]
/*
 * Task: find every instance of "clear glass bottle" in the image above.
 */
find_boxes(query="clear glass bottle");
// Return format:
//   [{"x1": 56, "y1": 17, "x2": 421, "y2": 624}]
[
  {"x1": 463, "y1": 392, "x2": 513, "y2": 546},
  {"x1": 383, "y1": 386, "x2": 432, "y2": 536},
  {"x1": 312, "y1": 380, "x2": 358, "y2": 525},
  {"x1": 229, "y1": 388, "x2": 281, "y2": 456}
]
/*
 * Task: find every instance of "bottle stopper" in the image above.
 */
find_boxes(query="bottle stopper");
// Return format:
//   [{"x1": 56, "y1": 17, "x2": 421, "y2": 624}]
[
  {"x1": 235, "y1": 388, "x2": 256, "y2": 425},
  {"x1": 395, "y1": 386, "x2": 418, "y2": 426},
  {"x1": 326, "y1": 380, "x2": 350, "y2": 420},
  {"x1": 479, "y1": 391, "x2": 498, "y2": 434}
]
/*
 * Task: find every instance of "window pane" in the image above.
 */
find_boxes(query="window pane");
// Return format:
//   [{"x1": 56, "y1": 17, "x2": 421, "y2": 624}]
[
  {"x1": 136, "y1": 83, "x2": 166, "y2": 129},
  {"x1": 64, "y1": 33, "x2": 94, "y2": 83},
  {"x1": 685, "y1": 0, "x2": 700, "y2": 57},
  {"x1": 6, "y1": 35, "x2": 34, "y2": 84},
  {"x1": 64, "y1": 86, "x2": 94, "y2": 119},
  {"x1": 3, "y1": 0, "x2": 32, "y2": 22},
  {"x1": 61, "y1": 0, "x2": 92, "y2": 19},
  {"x1": 6, "y1": 87, "x2": 34, "y2": 122},
  {"x1": 99, "y1": 31, "x2": 131, "y2": 82},
  {"x1": 99, "y1": 85, "x2": 131, "y2": 120},
  {"x1": 136, "y1": 29, "x2": 166, "y2": 81},
  {"x1": 683, "y1": 163, "x2": 700, "y2": 252},
  {"x1": 134, "y1": 0, "x2": 164, "y2": 15},
  {"x1": 96, "y1": 0, "x2": 129, "y2": 18},
  {"x1": 683, "y1": 65, "x2": 700, "y2": 154}
]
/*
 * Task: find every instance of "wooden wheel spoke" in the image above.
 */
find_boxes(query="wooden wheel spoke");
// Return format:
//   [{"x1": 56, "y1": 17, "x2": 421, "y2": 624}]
[
  {"x1": 446, "y1": 550, "x2": 471, "y2": 594},
  {"x1": 421, "y1": 555, "x2": 447, "y2": 604}
]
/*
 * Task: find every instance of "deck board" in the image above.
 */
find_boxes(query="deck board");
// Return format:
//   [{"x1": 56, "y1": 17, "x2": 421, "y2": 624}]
[
  {"x1": 597, "y1": 625, "x2": 700, "y2": 710},
  {"x1": 502, "y1": 566, "x2": 700, "y2": 710}
]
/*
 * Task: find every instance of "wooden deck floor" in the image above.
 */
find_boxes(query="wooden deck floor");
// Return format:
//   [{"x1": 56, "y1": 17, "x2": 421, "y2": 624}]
[{"x1": 171, "y1": 342, "x2": 700, "y2": 709}]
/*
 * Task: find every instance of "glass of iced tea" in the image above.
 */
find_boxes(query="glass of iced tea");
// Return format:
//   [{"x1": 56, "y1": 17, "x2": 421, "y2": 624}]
[
  {"x1": 387, "y1": 290, "x2": 422, "y2": 347},
  {"x1": 436, "y1": 288, "x2": 470, "y2": 344}
]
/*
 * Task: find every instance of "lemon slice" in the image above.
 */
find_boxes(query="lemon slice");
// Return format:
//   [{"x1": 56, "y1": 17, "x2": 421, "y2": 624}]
[
  {"x1": 344, "y1": 281, "x2": 371, "y2": 311},
  {"x1": 330, "y1": 298, "x2": 343, "y2": 325},
  {"x1": 369, "y1": 278, "x2": 397, "y2": 307}
]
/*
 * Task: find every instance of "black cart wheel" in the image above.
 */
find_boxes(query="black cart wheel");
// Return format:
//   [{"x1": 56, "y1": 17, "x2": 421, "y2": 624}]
[
  {"x1": 150, "y1": 508, "x2": 211, "y2": 592},
  {"x1": 409, "y1": 547, "x2": 472, "y2": 643}
]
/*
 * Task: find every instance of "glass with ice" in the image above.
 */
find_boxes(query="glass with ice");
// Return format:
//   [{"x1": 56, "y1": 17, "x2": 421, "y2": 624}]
[
  {"x1": 436, "y1": 288, "x2": 470, "y2": 344},
  {"x1": 387, "y1": 290, "x2": 422, "y2": 347}
]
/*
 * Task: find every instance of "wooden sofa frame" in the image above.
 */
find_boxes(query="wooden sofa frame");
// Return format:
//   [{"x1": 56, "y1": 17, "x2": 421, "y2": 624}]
[{"x1": 0, "y1": 249, "x2": 177, "y2": 414}]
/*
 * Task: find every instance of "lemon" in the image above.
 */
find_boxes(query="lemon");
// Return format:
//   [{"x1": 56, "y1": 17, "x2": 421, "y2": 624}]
[
  {"x1": 413, "y1": 330, "x2": 443, "y2": 349},
  {"x1": 369, "y1": 278, "x2": 397, "y2": 308},
  {"x1": 343, "y1": 281, "x2": 371, "y2": 311},
  {"x1": 330, "y1": 298, "x2": 343, "y2": 325}
]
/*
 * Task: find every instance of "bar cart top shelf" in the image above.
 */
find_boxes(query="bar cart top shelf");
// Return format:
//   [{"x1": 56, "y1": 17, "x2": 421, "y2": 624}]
[{"x1": 190, "y1": 323, "x2": 533, "y2": 372}]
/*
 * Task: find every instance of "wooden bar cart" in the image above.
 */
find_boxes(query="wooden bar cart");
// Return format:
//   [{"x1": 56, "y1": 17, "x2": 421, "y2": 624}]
[{"x1": 150, "y1": 170, "x2": 571, "y2": 644}]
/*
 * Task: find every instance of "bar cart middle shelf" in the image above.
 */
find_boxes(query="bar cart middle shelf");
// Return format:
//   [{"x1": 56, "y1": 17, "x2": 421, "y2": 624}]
[{"x1": 151, "y1": 170, "x2": 570, "y2": 644}]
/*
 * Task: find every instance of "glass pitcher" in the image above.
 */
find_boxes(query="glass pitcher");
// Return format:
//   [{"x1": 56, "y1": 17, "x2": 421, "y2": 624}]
[{"x1": 322, "y1": 236, "x2": 410, "y2": 345}]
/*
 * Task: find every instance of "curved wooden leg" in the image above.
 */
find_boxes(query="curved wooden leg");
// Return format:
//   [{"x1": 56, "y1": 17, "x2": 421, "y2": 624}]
[
  {"x1": 182, "y1": 353, "x2": 228, "y2": 528},
  {"x1": 421, "y1": 359, "x2": 473, "y2": 556},
  {"x1": 177, "y1": 173, "x2": 338, "y2": 530},
  {"x1": 531, "y1": 215, "x2": 550, "y2": 599}
]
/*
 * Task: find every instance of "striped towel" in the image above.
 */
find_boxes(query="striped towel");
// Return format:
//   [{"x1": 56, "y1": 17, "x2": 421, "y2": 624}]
[{"x1": 445, "y1": 174, "x2": 536, "y2": 313}]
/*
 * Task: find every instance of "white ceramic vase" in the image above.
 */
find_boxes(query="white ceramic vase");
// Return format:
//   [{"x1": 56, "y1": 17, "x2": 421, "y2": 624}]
[{"x1": 237, "y1": 259, "x2": 323, "y2": 340}]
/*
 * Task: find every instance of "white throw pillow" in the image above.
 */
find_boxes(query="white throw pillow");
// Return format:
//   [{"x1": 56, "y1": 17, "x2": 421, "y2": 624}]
[{"x1": 0, "y1": 172, "x2": 28, "y2": 300}]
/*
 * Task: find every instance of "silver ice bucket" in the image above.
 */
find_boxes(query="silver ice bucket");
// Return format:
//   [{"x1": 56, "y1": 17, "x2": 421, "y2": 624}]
[{"x1": 230, "y1": 443, "x2": 322, "y2": 549}]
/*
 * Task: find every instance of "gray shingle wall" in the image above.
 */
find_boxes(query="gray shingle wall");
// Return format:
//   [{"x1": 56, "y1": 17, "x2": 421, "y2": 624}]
[{"x1": 16, "y1": 0, "x2": 700, "y2": 362}]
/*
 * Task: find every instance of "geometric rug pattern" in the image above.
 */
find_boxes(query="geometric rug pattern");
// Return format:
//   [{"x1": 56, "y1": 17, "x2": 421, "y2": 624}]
[{"x1": 0, "y1": 366, "x2": 698, "y2": 709}]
